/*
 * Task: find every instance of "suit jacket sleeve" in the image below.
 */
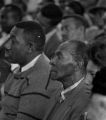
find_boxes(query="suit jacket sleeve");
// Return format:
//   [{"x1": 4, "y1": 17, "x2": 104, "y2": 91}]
[{"x1": 15, "y1": 91, "x2": 50, "y2": 120}]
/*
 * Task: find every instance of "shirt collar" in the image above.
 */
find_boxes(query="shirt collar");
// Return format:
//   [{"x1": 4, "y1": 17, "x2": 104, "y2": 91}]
[
  {"x1": 61, "y1": 76, "x2": 85, "y2": 101},
  {"x1": 21, "y1": 54, "x2": 41, "y2": 72}
]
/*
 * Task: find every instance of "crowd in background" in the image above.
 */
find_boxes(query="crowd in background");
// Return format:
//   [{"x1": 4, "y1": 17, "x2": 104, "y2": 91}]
[{"x1": 0, "y1": 0, "x2": 105, "y2": 120}]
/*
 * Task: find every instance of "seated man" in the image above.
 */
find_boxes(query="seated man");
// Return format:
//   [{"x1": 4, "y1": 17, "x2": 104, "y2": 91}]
[
  {"x1": 0, "y1": 21, "x2": 62, "y2": 120},
  {"x1": 43, "y1": 40, "x2": 92, "y2": 120}
]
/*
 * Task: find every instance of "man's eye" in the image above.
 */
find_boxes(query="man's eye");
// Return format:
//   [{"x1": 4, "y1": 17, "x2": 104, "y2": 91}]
[
  {"x1": 58, "y1": 55, "x2": 62, "y2": 60},
  {"x1": 90, "y1": 72, "x2": 95, "y2": 77}
]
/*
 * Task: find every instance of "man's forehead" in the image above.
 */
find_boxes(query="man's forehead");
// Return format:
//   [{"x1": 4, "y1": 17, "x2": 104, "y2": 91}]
[
  {"x1": 10, "y1": 26, "x2": 24, "y2": 35},
  {"x1": 57, "y1": 42, "x2": 75, "y2": 53}
]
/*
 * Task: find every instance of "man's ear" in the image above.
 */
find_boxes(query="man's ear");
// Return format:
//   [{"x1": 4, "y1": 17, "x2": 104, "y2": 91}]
[
  {"x1": 78, "y1": 60, "x2": 84, "y2": 69},
  {"x1": 28, "y1": 42, "x2": 34, "y2": 53},
  {"x1": 75, "y1": 60, "x2": 84, "y2": 71}
]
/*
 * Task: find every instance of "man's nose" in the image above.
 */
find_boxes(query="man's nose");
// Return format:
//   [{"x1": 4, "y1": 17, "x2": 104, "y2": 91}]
[{"x1": 50, "y1": 57, "x2": 56, "y2": 66}]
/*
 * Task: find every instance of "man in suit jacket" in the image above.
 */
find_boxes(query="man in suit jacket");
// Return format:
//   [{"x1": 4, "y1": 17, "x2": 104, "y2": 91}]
[
  {"x1": 0, "y1": 21, "x2": 62, "y2": 120},
  {"x1": 43, "y1": 40, "x2": 92, "y2": 120}
]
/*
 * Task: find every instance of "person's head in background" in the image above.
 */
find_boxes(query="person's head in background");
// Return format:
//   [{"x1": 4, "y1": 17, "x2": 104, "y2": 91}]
[
  {"x1": 86, "y1": 67, "x2": 106, "y2": 120},
  {"x1": 87, "y1": 40, "x2": 106, "y2": 78},
  {"x1": 50, "y1": 40, "x2": 88, "y2": 88},
  {"x1": 11, "y1": 0, "x2": 27, "y2": 14},
  {"x1": 4, "y1": 21, "x2": 45, "y2": 67},
  {"x1": 36, "y1": 3, "x2": 63, "y2": 34},
  {"x1": 88, "y1": 6, "x2": 106, "y2": 29},
  {"x1": 61, "y1": 15, "x2": 89, "y2": 42},
  {"x1": 0, "y1": 4, "x2": 23, "y2": 34},
  {"x1": 64, "y1": 1, "x2": 85, "y2": 17},
  {"x1": 26, "y1": 0, "x2": 54, "y2": 19},
  {"x1": 78, "y1": 0, "x2": 99, "y2": 11}
]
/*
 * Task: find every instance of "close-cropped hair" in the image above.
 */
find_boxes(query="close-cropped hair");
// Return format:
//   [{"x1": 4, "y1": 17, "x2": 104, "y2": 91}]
[
  {"x1": 15, "y1": 21, "x2": 45, "y2": 52},
  {"x1": 62, "y1": 40, "x2": 88, "y2": 68}
]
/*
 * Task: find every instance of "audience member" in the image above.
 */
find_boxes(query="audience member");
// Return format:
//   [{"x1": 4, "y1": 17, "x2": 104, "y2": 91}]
[
  {"x1": 61, "y1": 15, "x2": 89, "y2": 42},
  {"x1": 0, "y1": 21, "x2": 62, "y2": 120},
  {"x1": 0, "y1": 4, "x2": 23, "y2": 35},
  {"x1": 88, "y1": 6, "x2": 106, "y2": 29},
  {"x1": 36, "y1": 3, "x2": 63, "y2": 59},
  {"x1": 79, "y1": 0, "x2": 99, "y2": 11},
  {"x1": 87, "y1": 40, "x2": 106, "y2": 79},
  {"x1": 43, "y1": 40, "x2": 91, "y2": 120},
  {"x1": 81, "y1": 67, "x2": 106, "y2": 120},
  {"x1": 64, "y1": 1, "x2": 85, "y2": 16},
  {"x1": 85, "y1": 25, "x2": 104, "y2": 43},
  {"x1": 12, "y1": 0, "x2": 27, "y2": 14}
]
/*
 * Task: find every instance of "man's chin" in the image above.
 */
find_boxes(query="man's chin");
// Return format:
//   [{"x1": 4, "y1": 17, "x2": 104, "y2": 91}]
[{"x1": 50, "y1": 71, "x2": 58, "y2": 80}]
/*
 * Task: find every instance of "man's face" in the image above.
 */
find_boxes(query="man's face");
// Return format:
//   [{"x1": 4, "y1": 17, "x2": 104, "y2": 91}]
[
  {"x1": 87, "y1": 60, "x2": 100, "y2": 78},
  {"x1": 61, "y1": 18, "x2": 83, "y2": 41},
  {"x1": 50, "y1": 43, "x2": 77, "y2": 81},
  {"x1": 4, "y1": 26, "x2": 28, "y2": 65},
  {"x1": 0, "y1": 10, "x2": 18, "y2": 33}
]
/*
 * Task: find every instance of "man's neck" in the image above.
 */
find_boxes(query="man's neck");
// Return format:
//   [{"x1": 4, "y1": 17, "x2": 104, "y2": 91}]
[
  {"x1": 63, "y1": 71, "x2": 86, "y2": 89},
  {"x1": 20, "y1": 52, "x2": 41, "y2": 68}
]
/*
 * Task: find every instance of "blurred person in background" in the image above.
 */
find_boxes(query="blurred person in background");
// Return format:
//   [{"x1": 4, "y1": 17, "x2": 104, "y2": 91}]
[
  {"x1": 36, "y1": 3, "x2": 63, "y2": 59},
  {"x1": 88, "y1": 6, "x2": 106, "y2": 29},
  {"x1": 0, "y1": 4, "x2": 23, "y2": 35},
  {"x1": 80, "y1": 67, "x2": 106, "y2": 120},
  {"x1": 26, "y1": 0, "x2": 54, "y2": 19},
  {"x1": 12, "y1": 0, "x2": 27, "y2": 14},
  {"x1": 64, "y1": 1, "x2": 85, "y2": 17},
  {"x1": 61, "y1": 15, "x2": 89, "y2": 43},
  {"x1": 87, "y1": 40, "x2": 106, "y2": 82},
  {"x1": 78, "y1": 0, "x2": 99, "y2": 11},
  {"x1": 0, "y1": 4, "x2": 23, "y2": 72}
]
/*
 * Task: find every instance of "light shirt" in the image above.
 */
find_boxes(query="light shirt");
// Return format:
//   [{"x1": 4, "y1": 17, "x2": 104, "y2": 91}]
[
  {"x1": 21, "y1": 54, "x2": 41, "y2": 72},
  {"x1": 11, "y1": 64, "x2": 20, "y2": 72},
  {"x1": 61, "y1": 77, "x2": 85, "y2": 100}
]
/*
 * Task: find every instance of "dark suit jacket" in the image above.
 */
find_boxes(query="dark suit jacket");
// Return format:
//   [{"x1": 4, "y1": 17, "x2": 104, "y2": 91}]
[
  {"x1": 0, "y1": 54, "x2": 62, "y2": 120},
  {"x1": 44, "y1": 31, "x2": 62, "y2": 59},
  {"x1": 43, "y1": 76, "x2": 92, "y2": 120}
]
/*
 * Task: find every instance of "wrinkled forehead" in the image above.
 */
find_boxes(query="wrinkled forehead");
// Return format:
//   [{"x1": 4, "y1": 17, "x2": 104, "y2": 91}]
[
  {"x1": 10, "y1": 26, "x2": 24, "y2": 36},
  {"x1": 56, "y1": 42, "x2": 76, "y2": 54}
]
